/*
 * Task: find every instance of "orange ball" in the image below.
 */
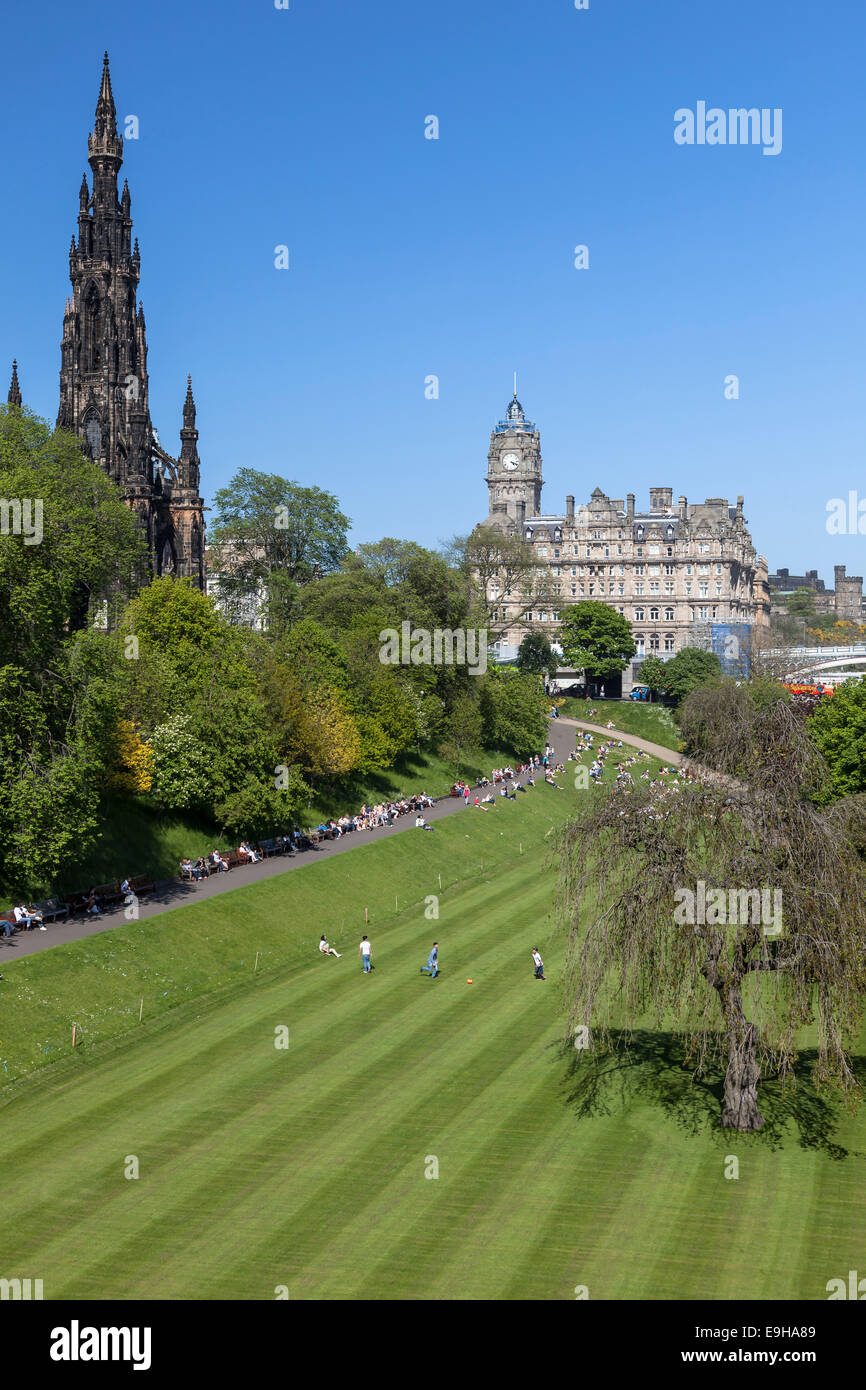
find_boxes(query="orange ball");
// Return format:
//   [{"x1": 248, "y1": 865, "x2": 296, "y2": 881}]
[{"x1": 467, "y1": 978, "x2": 473, "y2": 984}]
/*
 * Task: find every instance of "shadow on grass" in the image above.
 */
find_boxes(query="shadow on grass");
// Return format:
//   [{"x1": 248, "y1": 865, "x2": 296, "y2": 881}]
[{"x1": 555, "y1": 1029, "x2": 866, "y2": 1160}]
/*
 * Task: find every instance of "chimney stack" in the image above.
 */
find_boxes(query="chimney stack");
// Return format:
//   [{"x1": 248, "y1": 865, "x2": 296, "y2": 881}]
[
  {"x1": 678, "y1": 495, "x2": 687, "y2": 521},
  {"x1": 566, "y1": 495, "x2": 575, "y2": 521},
  {"x1": 627, "y1": 493, "x2": 635, "y2": 521}
]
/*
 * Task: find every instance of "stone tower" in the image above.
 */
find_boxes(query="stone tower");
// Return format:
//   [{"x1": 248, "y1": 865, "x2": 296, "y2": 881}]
[
  {"x1": 57, "y1": 53, "x2": 205, "y2": 588},
  {"x1": 485, "y1": 384, "x2": 543, "y2": 526},
  {"x1": 7, "y1": 360, "x2": 22, "y2": 407}
]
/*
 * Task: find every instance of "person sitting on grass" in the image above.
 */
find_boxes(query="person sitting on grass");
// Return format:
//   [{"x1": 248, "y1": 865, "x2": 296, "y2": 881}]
[
  {"x1": 414, "y1": 814, "x2": 434, "y2": 832},
  {"x1": 318, "y1": 935, "x2": 342, "y2": 959}
]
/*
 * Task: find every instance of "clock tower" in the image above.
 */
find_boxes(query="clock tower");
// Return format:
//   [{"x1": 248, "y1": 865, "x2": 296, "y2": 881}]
[{"x1": 486, "y1": 387, "x2": 543, "y2": 525}]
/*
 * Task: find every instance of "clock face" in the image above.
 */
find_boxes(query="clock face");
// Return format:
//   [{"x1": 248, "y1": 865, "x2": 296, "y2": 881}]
[{"x1": 502, "y1": 451, "x2": 520, "y2": 471}]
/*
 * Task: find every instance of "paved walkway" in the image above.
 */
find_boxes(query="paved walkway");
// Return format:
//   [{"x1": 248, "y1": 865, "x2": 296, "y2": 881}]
[
  {"x1": 558, "y1": 717, "x2": 683, "y2": 765},
  {"x1": 2, "y1": 718, "x2": 579, "y2": 962}
]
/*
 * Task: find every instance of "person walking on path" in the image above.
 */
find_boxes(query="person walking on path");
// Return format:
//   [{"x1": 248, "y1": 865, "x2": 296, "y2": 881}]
[
  {"x1": 359, "y1": 935, "x2": 373, "y2": 973},
  {"x1": 420, "y1": 942, "x2": 439, "y2": 978},
  {"x1": 531, "y1": 947, "x2": 546, "y2": 981}
]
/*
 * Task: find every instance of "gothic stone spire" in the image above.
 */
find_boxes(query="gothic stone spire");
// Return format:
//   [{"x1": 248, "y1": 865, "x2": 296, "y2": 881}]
[{"x1": 8, "y1": 359, "x2": 22, "y2": 407}]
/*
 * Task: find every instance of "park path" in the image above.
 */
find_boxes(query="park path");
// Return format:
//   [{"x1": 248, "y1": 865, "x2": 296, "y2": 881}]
[
  {"x1": 558, "y1": 716, "x2": 683, "y2": 765},
  {"x1": 2, "y1": 718, "x2": 578, "y2": 962}
]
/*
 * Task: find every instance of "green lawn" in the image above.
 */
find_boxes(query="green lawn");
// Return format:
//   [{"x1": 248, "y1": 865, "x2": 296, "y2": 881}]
[
  {"x1": 1, "y1": 748, "x2": 863, "y2": 1300},
  {"x1": 558, "y1": 698, "x2": 682, "y2": 751}
]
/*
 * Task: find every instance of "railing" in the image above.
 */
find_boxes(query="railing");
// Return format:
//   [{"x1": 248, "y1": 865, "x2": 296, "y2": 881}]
[{"x1": 493, "y1": 418, "x2": 537, "y2": 434}]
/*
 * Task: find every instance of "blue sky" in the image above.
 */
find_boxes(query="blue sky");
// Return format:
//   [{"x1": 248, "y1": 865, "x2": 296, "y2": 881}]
[{"x1": 1, "y1": 0, "x2": 864, "y2": 581}]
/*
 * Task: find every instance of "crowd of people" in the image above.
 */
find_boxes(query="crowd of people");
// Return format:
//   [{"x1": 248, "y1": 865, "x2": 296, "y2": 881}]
[
  {"x1": 178, "y1": 794, "x2": 441, "y2": 882},
  {"x1": 321, "y1": 793, "x2": 437, "y2": 837}
]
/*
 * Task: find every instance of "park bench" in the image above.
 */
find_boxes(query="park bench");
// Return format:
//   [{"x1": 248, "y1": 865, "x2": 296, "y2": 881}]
[
  {"x1": 92, "y1": 881, "x2": 124, "y2": 908},
  {"x1": 33, "y1": 897, "x2": 69, "y2": 923},
  {"x1": 128, "y1": 875, "x2": 155, "y2": 897},
  {"x1": 62, "y1": 890, "x2": 92, "y2": 916}
]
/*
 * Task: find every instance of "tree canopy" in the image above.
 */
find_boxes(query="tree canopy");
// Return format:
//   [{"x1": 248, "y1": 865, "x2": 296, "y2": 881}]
[
  {"x1": 557, "y1": 601, "x2": 636, "y2": 678},
  {"x1": 558, "y1": 685, "x2": 866, "y2": 1131}
]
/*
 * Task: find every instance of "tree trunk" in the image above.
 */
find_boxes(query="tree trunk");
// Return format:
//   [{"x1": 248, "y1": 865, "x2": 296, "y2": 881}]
[{"x1": 721, "y1": 1018, "x2": 764, "y2": 1131}]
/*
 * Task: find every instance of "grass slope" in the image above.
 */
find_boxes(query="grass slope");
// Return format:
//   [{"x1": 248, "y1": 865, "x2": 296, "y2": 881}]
[
  {"x1": 1, "y1": 767, "x2": 593, "y2": 1084},
  {"x1": 1, "y1": 745, "x2": 863, "y2": 1300},
  {"x1": 558, "y1": 698, "x2": 682, "y2": 750}
]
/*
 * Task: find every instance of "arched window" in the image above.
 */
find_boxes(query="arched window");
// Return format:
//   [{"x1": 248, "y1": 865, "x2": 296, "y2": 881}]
[
  {"x1": 649, "y1": 633, "x2": 660, "y2": 651},
  {"x1": 86, "y1": 417, "x2": 102, "y2": 457},
  {"x1": 664, "y1": 607, "x2": 674, "y2": 621},
  {"x1": 634, "y1": 607, "x2": 644, "y2": 621},
  {"x1": 649, "y1": 606, "x2": 659, "y2": 621},
  {"x1": 84, "y1": 284, "x2": 102, "y2": 371},
  {"x1": 664, "y1": 633, "x2": 675, "y2": 652},
  {"x1": 634, "y1": 633, "x2": 645, "y2": 654}
]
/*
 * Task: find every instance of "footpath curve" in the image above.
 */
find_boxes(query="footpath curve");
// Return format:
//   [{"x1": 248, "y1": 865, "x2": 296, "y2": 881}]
[{"x1": 557, "y1": 716, "x2": 683, "y2": 765}]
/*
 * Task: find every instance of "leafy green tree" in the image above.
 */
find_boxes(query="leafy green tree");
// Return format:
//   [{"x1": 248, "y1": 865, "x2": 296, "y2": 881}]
[
  {"x1": 214, "y1": 767, "x2": 309, "y2": 842},
  {"x1": 785, "y1": 586, "x2": 816, "y2": 621},
  {"x1": 636, "y1": 654, "x2": 670, "y2": 701},
  {"x1": 149, "y1": 714, "x2": 216, "y2": 812},
  {"x1": 439, "y1": 693, "x2": 483, "y2": 778},
  {"x1": 516, "y1": 631, "x2": 558, "y2": 678},
  {"x1": 480, "y1": 668, "x2": 548, "y2": 756},
  {"x1": 450, "y1": 525, "x2": 541, "y2": 633},
  {"x1": 557, "y1": 601, "x2": 636, "y2": 679},
  {"x1": 0, "y1": 406, "x2": 145, "y2": 666},
  {"x1": 120, "y1": 579, "x2": 281, "y2": 818},
  {"x1": 210, "y1": 468, "x2": 350, "y2": 634},
  {"x1": 352, "y1": 538, "x2": 430, "y2": 587},
  {"x1": 0, "y1": 407, "x2": 145, "y2": 888},
  {"x1": 661, "y1": 647, "x2": 722, "y2": 705},
  {"x1": 809, "y1": 679, "x2": 866, "y2": 802},
  {"x1": 558, "y1": 694, "x2": 866, "y2": 1131}
]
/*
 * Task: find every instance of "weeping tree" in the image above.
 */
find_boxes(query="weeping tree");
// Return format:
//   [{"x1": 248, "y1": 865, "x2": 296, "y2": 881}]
[{"x1": 556, "y1": 690, "x2": 866, "y2": 1130}]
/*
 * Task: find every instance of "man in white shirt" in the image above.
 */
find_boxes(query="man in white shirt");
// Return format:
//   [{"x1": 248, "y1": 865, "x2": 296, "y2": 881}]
[
  {"x1": 319, "y1": 935, "x2": 341, "y2": 958},
  {"x1": 359, "y1": 935, "x2": 373, "y2": 973},
  {"x1": 15, "y1": 904, "x2": 45, "y2": 932},
  {"x1": 531, "y1": 948, "x2": 545, "y2": 980}
]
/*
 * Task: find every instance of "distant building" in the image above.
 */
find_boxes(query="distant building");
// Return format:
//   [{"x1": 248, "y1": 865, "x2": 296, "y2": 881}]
[
  {"x1": 478, "y1": 388, "x2": 770, "y2": 690},
  {"x1": 768, "y1": 565, "x2": 863, "y2": 620},
  {"x1": 205, "y1": 541, "x2": 267, "y2": 631},
  {"x1": 8, "y1": 54, "x2": 206, "y2": 592}
]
